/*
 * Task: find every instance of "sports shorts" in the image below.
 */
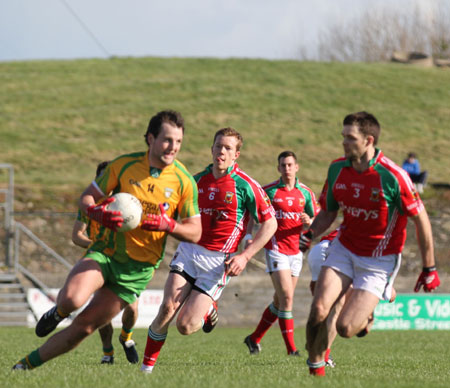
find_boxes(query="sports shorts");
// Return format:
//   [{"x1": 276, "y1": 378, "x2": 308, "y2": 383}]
[
  {"x1": 307, "y1": 239, "x2": 332, "y2": 282},
  {"x1": 324, "y1": 238, "x2": 400, "y2": 301},
  {"x1": 169, "y1": 242, "x2": 232, "y2": 301},
  {"x1": 264, "y1": 249, "x2": 303, "y2": 277},
  {"x1": 85, "y1": 250, "x2": 155, "y2": 304}
]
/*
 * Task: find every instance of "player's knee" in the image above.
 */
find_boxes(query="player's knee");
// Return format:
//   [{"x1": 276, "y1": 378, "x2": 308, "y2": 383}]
[
  {"x1": 57, "y1": 293, "x2": 86, "y2": 313},
  {"x1": 336, "y1": 322, "x2": 353, "y2": 338},
  {"x1": 278, "y1": 295, "x2": 293, "y2": 310},
  {"x1": 176, "y1": 319, "x2": 196, "y2": 335},
  {"x1": 336, "y1": 325, "x2": 352, "y2": 338}
]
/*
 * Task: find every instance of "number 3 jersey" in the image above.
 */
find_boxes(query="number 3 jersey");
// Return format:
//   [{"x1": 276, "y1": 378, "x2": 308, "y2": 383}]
[
  {"x1": 194, "y1": 163, "x2": 275, "y2": 253},
  {"x1": 263, "y1": 178, "x2": 319, "y2": 255},
  {"x1": 320, "y1": 149, "x2": 424, "y2": 257}
]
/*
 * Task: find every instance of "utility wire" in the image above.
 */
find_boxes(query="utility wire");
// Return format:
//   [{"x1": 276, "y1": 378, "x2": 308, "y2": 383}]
[{"x1": 59, "y1": 0, "x2": 111, "y2": 58}]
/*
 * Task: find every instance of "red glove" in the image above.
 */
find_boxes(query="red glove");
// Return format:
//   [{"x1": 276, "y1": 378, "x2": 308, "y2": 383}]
[
  {"x1": 414, "y1": 266, "x2": 441, "y2": 292},
  {"x1": 141, "y1": 203, "x2": 177, "y2": 233},
  {"x1": 86, "y1": 197, "x2": 123, "y2": 231},
  {"x1": 299, "y1": 230, "x2": 314, "y2": 252}
]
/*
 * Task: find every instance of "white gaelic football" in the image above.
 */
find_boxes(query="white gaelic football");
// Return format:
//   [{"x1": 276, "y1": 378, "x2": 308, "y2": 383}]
[{"x1": 107, "y1": 192, "x2": 142, "y2": 232}]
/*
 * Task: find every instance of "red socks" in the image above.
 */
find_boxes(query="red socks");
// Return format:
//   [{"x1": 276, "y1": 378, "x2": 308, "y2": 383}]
[
  {"x1": 309, "y1": 366, "x2": 326, "y2": 376},
  {"x1": 279, "y1": 317, "x2": 296, "y2": 353},
  {"x1": 250, "y1": 304, "x2": 278, "y2": 343},
  {"x1": 307, "y1": 359, "x2": 326, "y2": 376},
  {"x1": 142, "y1": 328, "x2": 167, "y2": 367}
]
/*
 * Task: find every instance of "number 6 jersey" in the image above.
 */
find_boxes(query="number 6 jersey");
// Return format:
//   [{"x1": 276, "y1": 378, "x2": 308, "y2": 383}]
[{"x1": 194, "y1": 163, "x2": 275, "y2": 253}]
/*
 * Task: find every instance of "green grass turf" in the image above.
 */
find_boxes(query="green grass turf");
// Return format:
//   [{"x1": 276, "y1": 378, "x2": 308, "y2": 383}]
[
  {"x1": 1, "y1": 57, "x2": 449, "y2": 210},
  {"x1": 2, "y1": 326, "x2": 450, "y2": 387}
]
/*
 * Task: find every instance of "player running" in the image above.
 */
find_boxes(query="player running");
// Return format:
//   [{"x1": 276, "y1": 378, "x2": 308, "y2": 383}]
[
  {"x1": 140, "y1": 127, "x2": 277, "y2": 373},
  {"x1": 300, "y1": 111, "x2": 440, "y2": 376},
  {"x1": 13, "y1": 110, "x2": 201, "y2": 370},
  {"x1": 71, "y1": 160, "x2": 140, "y2": 364},
  {"x1": 244, "y1": 151, "x2": 319, "y2": 356},
  {"x1": 308, "y1": 227, "x2": 397, "y2": 368}
]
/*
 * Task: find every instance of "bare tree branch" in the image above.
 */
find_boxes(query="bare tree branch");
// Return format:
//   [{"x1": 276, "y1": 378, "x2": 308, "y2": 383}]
[{"x1": 310, "y1": 1, "x2": 450, "y2": 62}]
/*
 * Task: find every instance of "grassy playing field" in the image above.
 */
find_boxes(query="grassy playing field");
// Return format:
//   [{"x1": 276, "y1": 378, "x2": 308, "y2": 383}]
[
  {"x1": 2, "y1": 326, "x2": 450, "y2": 387},
  {"x1": 1, "y1": 57, "x2": 450, "y2": 211}
]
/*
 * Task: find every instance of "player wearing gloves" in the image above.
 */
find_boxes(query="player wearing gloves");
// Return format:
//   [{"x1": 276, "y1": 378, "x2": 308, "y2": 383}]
[
  {"x1": 13, "y1": 110, "x2": 201, "y2": 371},
  {"x1": 141, "y1": 203, "x2": 177, "y2": 233},
  {"x1": 301, "y1": 111, "x2": 439, "y2": 377},
  {"x1": 414, "y1": 266, "x2": 440, "y2": 292},
  {"x1": 141, "y1": 127, "x2": 277, "y2": 374},
  {"x1": 71, "y1": 161, "x2": 141, "y2": 365}
]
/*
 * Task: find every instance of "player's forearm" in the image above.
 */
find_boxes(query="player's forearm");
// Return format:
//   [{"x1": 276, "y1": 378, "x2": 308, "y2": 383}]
[
  {"x1": 413, "y1": 210, "x2": 436, "y2": 268},
  {"x1": 242, "y1": 216, "x2": 277, "y2": 260},
  {"x1": 308, "y1": 210, "x2": 337, "y2": 238},
  {"x1": 72, "y1": 232, "x2": 92, "y2": 248}
]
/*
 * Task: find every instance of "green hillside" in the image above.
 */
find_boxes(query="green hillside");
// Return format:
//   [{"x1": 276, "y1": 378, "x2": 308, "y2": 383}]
[{"x1": 1, "y1": 57, "x2": 449, "y2": 210}]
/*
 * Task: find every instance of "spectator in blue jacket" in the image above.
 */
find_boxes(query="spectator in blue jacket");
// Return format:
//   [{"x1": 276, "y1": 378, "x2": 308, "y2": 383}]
[{"x1": 402, "y1": 152, "x2": 428, "y2": 193}]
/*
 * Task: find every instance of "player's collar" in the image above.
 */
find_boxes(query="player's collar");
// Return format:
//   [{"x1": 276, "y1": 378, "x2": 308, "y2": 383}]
[
  {"x1": 146, "y1": 150, "x2": 176, "y2": 178},
  {"x1": 344, "y1": 148, "x2": 382, "y2": 168},
  {"x1": 206, "y1": 162, "x2": 237, "y2": 176},
  {"x1": 369, "y1": 148, "x2": 382, "y2": 167},
  {"x1": 278, "y1": 177, "x2": 299, "y2": 188}
]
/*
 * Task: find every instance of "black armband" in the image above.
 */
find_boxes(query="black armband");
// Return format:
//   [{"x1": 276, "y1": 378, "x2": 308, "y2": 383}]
[{"x1": 423, "y1": 266, "x2": 436, "y2": 273}]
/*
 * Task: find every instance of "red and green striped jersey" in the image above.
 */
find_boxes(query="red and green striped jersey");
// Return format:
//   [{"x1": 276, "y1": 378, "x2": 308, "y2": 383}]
[
  {"x1": 319, "y1": 149, "x2": 424, "y2": 256},
  {"x1": 263, "y1": 178, "x2": 319, "y2": 255},
  {"x1": 195, "y1": 163, "x2": 275, "y2": 253}
]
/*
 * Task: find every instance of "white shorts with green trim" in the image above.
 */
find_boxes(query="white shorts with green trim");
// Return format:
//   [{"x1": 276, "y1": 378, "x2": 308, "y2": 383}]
[
  {"x1": 264, "y1": 249, "x2": 303, "y2": 277},
  {"x1": 307, "y1": 239, "x2": 332, "y2": 282},
  {"x1": 324, "y1": 238, "x2": 400, "y2": 301},
  {"x1": 170, "y1": 242, "x2": 232, "y2": 301}
]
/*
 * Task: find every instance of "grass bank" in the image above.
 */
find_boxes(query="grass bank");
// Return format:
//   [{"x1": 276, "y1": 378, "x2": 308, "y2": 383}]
[{"x1": 1, "y1": 57, "x2": 449, "y2": 210}]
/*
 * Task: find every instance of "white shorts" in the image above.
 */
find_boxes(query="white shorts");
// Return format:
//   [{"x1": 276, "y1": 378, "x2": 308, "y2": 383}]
[
  {"x1": 307, "y1": 239, "x2": 332, "y2": 282},
  {"x1": 264, "y1": 249, "x2": 303, "y2": 277},
  {"x1": 324, "y1": 239, "x2": 400, "y2": 301},
  {"x1": 169, "y1": 242, "x2": 232, "y2": 301}
]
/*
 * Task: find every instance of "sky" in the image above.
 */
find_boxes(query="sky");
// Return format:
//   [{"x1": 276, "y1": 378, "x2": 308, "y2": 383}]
[{"x1": 0, "y1": 0, "x2": 437, "y2": 62}]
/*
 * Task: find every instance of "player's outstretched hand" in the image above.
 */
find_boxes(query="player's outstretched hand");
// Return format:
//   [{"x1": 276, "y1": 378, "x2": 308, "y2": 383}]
[
  {"x1": 299, "y1": 230, "x2": 314, "y2": 252},
  {"x1": 141, "y1": 203, "x2": 177, "y2": 233},
  {"x1": 86, "y1": 197, "x2": 123, "y2": 231},
  {"x1": 414, "y1": 266, "x2": 441, "y2": 292}
]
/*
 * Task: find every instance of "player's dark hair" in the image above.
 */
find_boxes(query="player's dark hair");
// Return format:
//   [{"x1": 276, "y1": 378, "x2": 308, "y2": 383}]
[
  {"x1": 343, "y1": 111, "x2": 381, "y2": 145},
  {"x1": 277, "y1": 150, "x2": 297, "y2": 163},
  {"x1": 213, "y1": 127, "x2": 243, "y2": 151},
  {"x1": 95, "y1": 161, "x2": 110, "y2": 178},
  {"x1": 408, "y1": 152, "x2": 417, "y2": 159},
  {"x1": 144, "y1": 110, "x2": 185, "y2": 145}
]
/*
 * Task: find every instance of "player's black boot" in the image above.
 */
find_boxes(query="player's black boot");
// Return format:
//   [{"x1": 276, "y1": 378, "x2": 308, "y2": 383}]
[
  {"x1": 35, "y1": 306, "x2": 66, "y2": 337},
  {"x1": 119, "y1": 335, "x2": 139, "y2": 363},
  {"x1": 244, "y1": 335, "x2": 261, "y2": 355}
]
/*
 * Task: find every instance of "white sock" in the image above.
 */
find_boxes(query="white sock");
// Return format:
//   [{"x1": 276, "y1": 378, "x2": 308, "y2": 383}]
[{"x1": 140, "y1": 364, "x2": 154, "y2": 374}]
